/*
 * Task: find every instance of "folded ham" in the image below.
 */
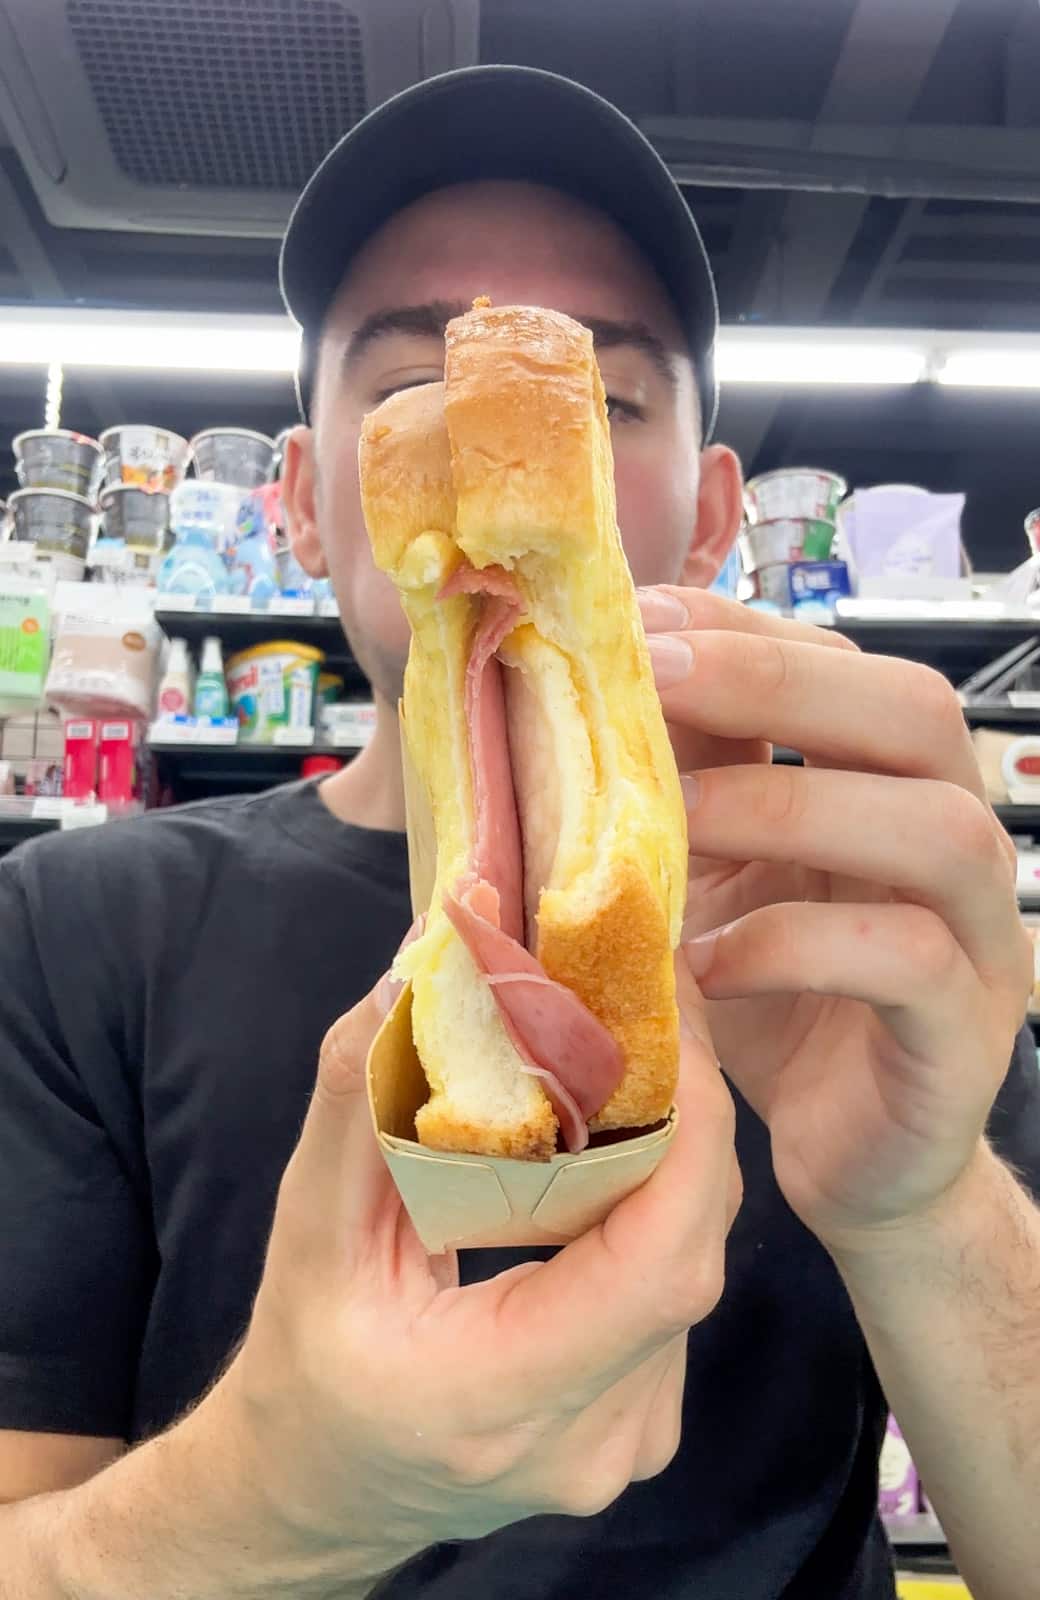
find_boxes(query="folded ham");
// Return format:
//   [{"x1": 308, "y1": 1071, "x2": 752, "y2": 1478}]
[{"x1": 438, "y1": 561, "x2": 625, "y2": 1152}]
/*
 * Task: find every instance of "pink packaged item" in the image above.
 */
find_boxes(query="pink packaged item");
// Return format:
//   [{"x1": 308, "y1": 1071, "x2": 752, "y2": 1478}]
[
  {"x1": 63, "y1": 719, "x2": 99, "y2": 803},
  {"x1": 45, "y1": 613, "x2": 160, "y2": 719},
  {"x1": 97, "y1": 720, "x2": 144, "y2": 809},
  {"x1": 878, "y1": 1415, "x2": 918, "y2": 1521}
]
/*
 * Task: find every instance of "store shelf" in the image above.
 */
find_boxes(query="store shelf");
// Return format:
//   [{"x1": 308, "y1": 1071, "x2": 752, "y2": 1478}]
[
  {"x1": 0, "y1": 802, "x2": 110, "y2": 857},
  {"x1": 885, "y1": 1515, "x2": 947, "y2": 1550},
  {"x1": 154, "y1": 605, "x2": 363, "y2": 674},
  {"x1": 995, "y1": 804, "x2": 1040, "y2": 831},
  {"x1": 962, "y1": 703, "x2": 1040, "y2": 727},
  {"x1": 829, "y1": 616, "x2": 1039, "y2": 681},
  {"x1": 149, "y1": 739, "x2": 361, "y2": 797},
  {"x1": 0, "y1": 814, "x2": 60, "y2": 854}
]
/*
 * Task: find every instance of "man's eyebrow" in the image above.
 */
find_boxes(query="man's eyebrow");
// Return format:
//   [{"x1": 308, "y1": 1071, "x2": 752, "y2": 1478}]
[
  {"x1": 341, "y1": 301, "x2": 469, "y2": 374},
  {"x1": 577, "y1": 317, "x2": 680, "y2": 390},
  {"x1": 341, "y1": 302, "x2": 680, "y2": 390}
]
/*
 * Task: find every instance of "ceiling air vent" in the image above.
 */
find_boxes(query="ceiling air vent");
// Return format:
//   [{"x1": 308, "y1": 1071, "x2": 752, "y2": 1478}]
[{"x1": 0, "y1": 0, "x2": 479, "y2": 235}]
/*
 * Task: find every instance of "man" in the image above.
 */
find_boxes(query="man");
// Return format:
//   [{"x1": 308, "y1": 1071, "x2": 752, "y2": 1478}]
[{"x1": 1, "y1": 66, "x2": 1039, "y2": 1600}]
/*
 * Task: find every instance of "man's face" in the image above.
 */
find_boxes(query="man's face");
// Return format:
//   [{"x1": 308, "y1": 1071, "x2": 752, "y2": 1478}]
[{"x1": 286, "y1": 180, "x2": 728, "y2": 704}]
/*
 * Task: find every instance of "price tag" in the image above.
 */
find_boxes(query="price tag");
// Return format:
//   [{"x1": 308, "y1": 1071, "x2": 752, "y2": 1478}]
[
  {"x1": 157, "y1": 593, "x2": 198, "y2": 613},
  {"x1": 273, "y1": 726, "x2": 316, "y2": 748},
  {"x1": 267, "y1": 596, "x2": 315, "y2": 617},
  {"x1": 194, "y1": 719, "x2": 240, "y2": 746},
  {"x1": 31, "y1": 797, "x2": 68, "y2": 820},
  {"x1": 318, "y1": 597, "x2": 341, "y2": 618},
  {"x1": 61, "y1": 803, "x2": 109, "y2": 831},
  {"x1": 212, "y1": 596, "x2": 254, "y2": 615},
  {"x1": 331, "y1": 726, "x2": 362, "y2": 748}
]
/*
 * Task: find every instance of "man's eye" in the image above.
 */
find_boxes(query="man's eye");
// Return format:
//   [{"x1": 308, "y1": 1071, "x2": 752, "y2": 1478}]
[
  {"x1": 606, "y1": 395, "x2": 646, "y2": 425},
  {"x1": 373, "y1": 376, "x2": 443, "y2": 404}
]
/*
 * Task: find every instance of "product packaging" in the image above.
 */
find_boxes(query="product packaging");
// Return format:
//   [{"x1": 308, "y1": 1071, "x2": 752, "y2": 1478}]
[
  {"x1": 226, "y1": 640, "x2": 323, "y2": 743},
  {"x1": 99, "y1": 426, "x2": 188, "y2": 493},
  {"x1": 8, "y1": 488, "x2": 95, "y2": 559},
  {"x1": 878, "y1": 1415, "x2": 918, "y2": 1522},
  {"x1": 188, "y1": 429, "x2": 275, "y2": 489},
  {"x1": 13, "y1": 430, "x2": 104, "y2": 498},
  {"x1": 0, "y1": 584, "x2": 50, "y2": 714},
  {"x1": 46, "y1": 612, "x2": 160, "y2": 720},
  {"x1": 789, "y1": 559, "x2": 851, "y2": 618},
  {"x1": 97, "y1": 720, "x2": 143, "y2": 809},
  {"x1": 156, "y1": 638, "x2": 193, "y2": 720},
  {"x1": 839, "y1": 488, "x2": 964, "y2": 582},
  {"x1": 744, "y1": 467, "x2": 847, "y2": 526},
  {"x1": 194, "y1": 636, "x2": 229, "y2": 719},
  {"x1": 364, "y1": 706, "x2": 678, "y2": 1254},
  {"x1": 63, "y1": 719, "x2": 99, "y2": 803}
]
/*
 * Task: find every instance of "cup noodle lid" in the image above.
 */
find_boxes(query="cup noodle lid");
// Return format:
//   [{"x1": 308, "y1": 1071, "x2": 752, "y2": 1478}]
[{"x1": 364, "y1": 705, "x2": 677, "y2": 1253}]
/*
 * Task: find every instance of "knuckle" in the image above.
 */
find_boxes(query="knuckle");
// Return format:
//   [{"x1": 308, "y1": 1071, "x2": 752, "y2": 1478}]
[
  {"x1": 939, "y1": 787, "x2": 1000, "y2": 867},
  {"x1": 900, "y1": 907, "x2": 959, "y2": 985},
  {"x1": 911, "y1": 665, "x2": 963, "y2": 742},
  {"x1": 316, "y1": 1015, "x2": 366, "y2": 1099},
  {"x1": 658, "y1": 1251, "x2": 726, "y2": 1332},
  {"x1": 632, "y1": 1411, "x2": 684, "y2": 1484},
  {"x1": 751, "y1": 634, "x2": 794, "y2": 697},
  {"x1": 754, "y1": 763, "x2": 809, "y2": 830},
  {"x1": 552, "y1": 1463, "x2": 632, "y2": 1519}
]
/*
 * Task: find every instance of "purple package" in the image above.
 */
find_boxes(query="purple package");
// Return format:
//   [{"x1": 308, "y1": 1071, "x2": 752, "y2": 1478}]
[{"x1": 879, "y1": 1415, "x2": 918, "y2": 1521}]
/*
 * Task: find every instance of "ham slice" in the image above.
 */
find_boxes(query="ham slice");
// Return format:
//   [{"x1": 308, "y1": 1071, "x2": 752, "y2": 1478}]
[
  {"x1": 444, "y1": 886, "x2": 625, "y2": 1155},
  {"x1": 438, "y1": 560, "x2": 625, "y2": 1154},
  {"x1": 439, "y1": 564, "x2": 525, "y2": 945}
]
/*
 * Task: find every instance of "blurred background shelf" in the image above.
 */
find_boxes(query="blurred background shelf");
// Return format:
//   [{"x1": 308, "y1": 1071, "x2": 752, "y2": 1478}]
[
  {"x1": 830, "y1": 617, "x2": 1040, "y2": 681},
  {"x1": 149, "y1": 739, "x2": 361, "y2": 798},
  {"x1": 154, "y1": 606, "x2": 361, "y2": 673}
]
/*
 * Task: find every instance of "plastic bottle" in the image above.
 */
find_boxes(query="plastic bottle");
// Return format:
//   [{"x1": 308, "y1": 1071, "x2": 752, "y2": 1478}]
[
  {"x1": 156, "y1": 638, "x2": 192, "y2": 721},
  {"x1": 194, "y1": 635, "x2": 229, "y2": 720}
]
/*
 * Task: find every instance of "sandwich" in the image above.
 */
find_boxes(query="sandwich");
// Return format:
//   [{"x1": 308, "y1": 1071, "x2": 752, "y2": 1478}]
[{"x1": 360, "y1": 301, "x2": 688, "y2": 1162}]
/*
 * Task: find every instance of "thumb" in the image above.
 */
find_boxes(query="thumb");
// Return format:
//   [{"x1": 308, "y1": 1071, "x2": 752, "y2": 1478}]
[
  {"x1": 287, "y1": 914, "x2": 425, "y2": 1239},
  {"x1": 276, "y1": 981, "x2": 395, "y2": 1268}
]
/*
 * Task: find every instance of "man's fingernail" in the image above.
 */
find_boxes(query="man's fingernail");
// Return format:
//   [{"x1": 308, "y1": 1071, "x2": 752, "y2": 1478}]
[
  {"x1": 681, "y1": 930, "x2": 718, "y2": 980},
  {"x1": 375, "y1": 971, "x2": 399, "y2": 1018},
  {"x1": 637, "y1": 587, "x2": 690, "y2": 632},
  {"x1": 679, "y1": 772, "x2": 700, "y2": 811},
  {"x1": 678, "y1": 1006, "x2": 698, "y2": 1042},
  {"x1": 376, "y1": 913, "x2": 426, "y2": 1018},
  {"x1": 648, "y1": 635, "x2": 694, "y2": 689}
]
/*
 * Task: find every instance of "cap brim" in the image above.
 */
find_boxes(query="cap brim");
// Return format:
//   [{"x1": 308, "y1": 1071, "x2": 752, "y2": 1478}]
[{"x1": 280, "y1": 65, "x2": 718, "y2": 439}]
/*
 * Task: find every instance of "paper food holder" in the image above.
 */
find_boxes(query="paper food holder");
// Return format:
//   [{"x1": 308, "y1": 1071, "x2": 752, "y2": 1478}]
[{"x1": 365, "y1": 706, "x2": 677, "y2": 1254}]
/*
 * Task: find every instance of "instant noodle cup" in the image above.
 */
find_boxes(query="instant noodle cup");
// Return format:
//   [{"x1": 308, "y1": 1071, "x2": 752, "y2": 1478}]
[
  {"x1": 13, "y1": 430, "x2": 104, "y2": 498},
  {"x1": 99, "y1": 484, "x2": 170, "y2": 554},
  {"x1": 189, "y1": 428, "x2": 275, "y2": 490},
  {"x1": 8, "y1": 488, "x2": 95, "y2": 559},
  {"x1": 744, "y1": 467, "x2": 847, "y2": 526},
  {"x1": 99, "y1": 425, "x2": 189, "y2": 493}
]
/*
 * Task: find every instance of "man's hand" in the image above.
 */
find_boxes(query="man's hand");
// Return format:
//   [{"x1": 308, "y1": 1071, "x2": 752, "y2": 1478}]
[
  {"x1": 219, "y1": 950, "x2": 739, "y2": 1582},
  {"x1": 639, "y1": 584, "x2": 1033, "y2": 1255}
]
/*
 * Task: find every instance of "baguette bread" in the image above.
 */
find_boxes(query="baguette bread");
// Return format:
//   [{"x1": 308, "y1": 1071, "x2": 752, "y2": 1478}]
[{"x1": 360, "y1": 302, "x2": 688, "y2": 1161}]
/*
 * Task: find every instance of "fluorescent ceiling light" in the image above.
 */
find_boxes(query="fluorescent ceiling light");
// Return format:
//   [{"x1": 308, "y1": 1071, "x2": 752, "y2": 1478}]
[
  {"x1": 0, "y1": 308, "x2": 300, "y2": 375},
  {"x1": 715, "y1": 328, "x2": 927, "y2": 386},
  {"x1": 937, "y1": 349, "x2": 1040, "y2": 389},
  {"x1": 2, "y1": 308, "x2": 1040, "y2": 391}
]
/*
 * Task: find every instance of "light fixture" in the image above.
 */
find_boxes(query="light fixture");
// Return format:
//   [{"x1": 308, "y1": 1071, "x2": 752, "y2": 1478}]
[
  {"x1": 715, "y1": 328, "x2": 928, "y2": 386},
  {"x1": 0, "y1": 308, "x2": 300, "y2": 375},
  {"x1": 937, "y1": 347, "x2": 1040, "y2": 390},
  {"x1": 3, "y1": 308, "x2": 1040, "y2": 391}
]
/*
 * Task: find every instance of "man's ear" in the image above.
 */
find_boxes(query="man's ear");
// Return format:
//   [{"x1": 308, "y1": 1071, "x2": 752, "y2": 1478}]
[
  {"x1": 281, "y1": 424, "x2": 329, "y2": 578},
  {"x1": 680, "y1": 443, "x2": 744, "y2": 589}
]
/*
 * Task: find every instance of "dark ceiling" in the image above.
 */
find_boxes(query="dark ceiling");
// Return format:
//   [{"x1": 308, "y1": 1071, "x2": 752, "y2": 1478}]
[{"x1": 2, "y1": 0, "x2": 1040, "y2": 568}]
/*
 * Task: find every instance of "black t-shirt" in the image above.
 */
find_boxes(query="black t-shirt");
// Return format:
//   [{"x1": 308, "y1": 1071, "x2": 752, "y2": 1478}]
[{"x1": 2, "y1": 780, "x2": 1039, "y2": 1599}]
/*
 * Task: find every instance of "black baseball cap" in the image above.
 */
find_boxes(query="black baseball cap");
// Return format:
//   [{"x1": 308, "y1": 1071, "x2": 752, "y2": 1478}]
[{"x1": 280, "y1": 64, "x2": 719, "y2": 439}]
